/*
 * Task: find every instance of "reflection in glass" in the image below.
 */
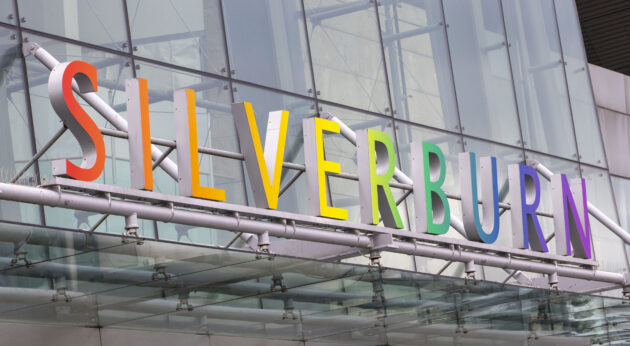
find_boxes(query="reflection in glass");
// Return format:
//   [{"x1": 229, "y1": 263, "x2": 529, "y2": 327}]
[
  {"x1": 554, "y1": 0, "x2": 606, "y2": 167},
  {"x1": 0, "y1": 28, "x2": 40, "y2": 224},
  {"x1": 127, "y1": 0, "x2": 228, "y2": 75},
  {"x1": 503, "y1": 0, "x2": 576, "y2": 159},
  {"x1": 379, "y1": 0, "x2": 458, "y2": 129},
  {"x1": 18, "y1": 0, "x2": 129, "y2": 51},
  {"x1": 442, "y1": 0, "x2": 521, "y2": 145},
  {"x1": 222, "y1": 0, "x2": 314, "y2": 96},
  {"x1": 304, "y1": 0, "x2": 390, "y2": 114}
]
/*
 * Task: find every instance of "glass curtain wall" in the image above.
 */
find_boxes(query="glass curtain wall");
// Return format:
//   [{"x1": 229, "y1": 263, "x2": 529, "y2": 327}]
[{"x1": 0, "y1": 0, "x2": 623, "y2": 286}]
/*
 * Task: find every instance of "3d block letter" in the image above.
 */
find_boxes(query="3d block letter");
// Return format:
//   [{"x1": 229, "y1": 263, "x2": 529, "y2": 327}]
[
  {"x1": 303, "y1": 117, "x2": 348, "y2": 220},
  {"x1": 459, "y1": 152, "x2": 500, "y2": 244},
  {"x1": 48, "y1": 60, "x2": 105, "y2": 181},
  {"x1": 174, "y1": 88, "x2": 226, "y2": 201},
  {"x1": 126, "y1": 78, "x2": 153, "y2": 190},
  {"x1": 411, "y1": 142, "x2": 450, "y2": 234},
  {"x1": 508, "y1": 164, "x2": 548, "y2": 252},
  {"x1": 552, "y1": 174, "x2": 592, "y2": 259},
  {"x1": 357, "y1": 129, "x2": 403, "y2": 229},
  {"x1": 232, "y1": 102, "x2": 289, "y2": 210}
]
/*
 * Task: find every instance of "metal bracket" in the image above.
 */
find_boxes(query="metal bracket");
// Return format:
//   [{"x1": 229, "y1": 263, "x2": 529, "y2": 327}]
[
  {"x1": 21, "y1": 41, "x2": 40, "y2": 57},
  {"x1": 548, "y1": 271, "x2": 559, "y2": 292},
  {"x1": 51, "y1": 276, "x2": 71, "y2": 302},
  {"x1": 151, "y1": 264, "x2": 171, "y2": 281},
  {"x1": 270, "y1": 273, "x2": 287, "y2": 292},
  {"x1": 123, "y1": 212, "x2": 142, "y2": 245},
  {"x1": 464, "y1": 260, "x2": 476, "y2": 285},
  {"x1": 176, "y1": 292, "x2": 194, "y2": 311},
  {"x1": 282, "y1": 298, "x2": 297, "y2": 320},
  {"x1": 10, "y1": 241, "x2": 32, "y2": 268},
  {"x1": 256, "y1": 231, "x2": 271, "y2": 259},
  {"x1": 371, "y1": 233, "x2": 397, "y2": 251},
  {"x1": 622, "y1": 272, "x2": 630, "y2": 301}
]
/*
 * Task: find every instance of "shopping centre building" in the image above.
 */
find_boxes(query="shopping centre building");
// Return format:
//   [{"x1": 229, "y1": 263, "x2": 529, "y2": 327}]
[{"x1": 0, "y1": 0, "x2": 628, "y2": 345}]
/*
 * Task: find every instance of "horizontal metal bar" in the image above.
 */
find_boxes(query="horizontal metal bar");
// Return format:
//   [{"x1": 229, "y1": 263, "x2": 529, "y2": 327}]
[{"x1": 33, "y1": 178, "x2": 599, "y2": 268}]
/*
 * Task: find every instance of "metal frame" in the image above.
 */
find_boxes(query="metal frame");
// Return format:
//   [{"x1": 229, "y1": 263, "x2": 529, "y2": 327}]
[{"x1": 11, "y1": 36, "x2": 630, "y2": 294}]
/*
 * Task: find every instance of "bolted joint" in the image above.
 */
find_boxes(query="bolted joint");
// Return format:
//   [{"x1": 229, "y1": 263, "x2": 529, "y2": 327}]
[
  {"x1": 622, "y1": 272, "x2": 630, "y2": 301},
  {"x1": 464, "y1": 260, "x2": 476, "y2": 285},
  {"x1": 176, "y1": 292, "x2": 194, "y2": 311},
  {"x1": 270, "y1": 273, "x2": 287, "y2": 292},
  {"x1": 548, "y1": 272, "x2": 559, "y2": 291},
  {"x1": 51, "y1": 276, "x2": 71, "y2": 302},
  {"x1": 151, "y1": 264, "x2": 171, "y2": 281},
  {"x1": 257, "y1": 231, "x2": 271, "y2": 254},
  {"x1": 282, "y1": 298, "x2": 297, "y2": 320},
  {"x1": 123, "y1": 212, "x2": 142, "y2": 245},
  {"x1": 369, "y1": 250, "x2": 381, "y2": 267},
  {"x1": 11, "y1": 241, "x2": 32, "y2": 268}
]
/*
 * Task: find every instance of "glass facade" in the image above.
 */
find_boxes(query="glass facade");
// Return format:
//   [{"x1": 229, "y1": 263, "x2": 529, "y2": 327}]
[{"x1": 0, "y1": 0, "x2": 625, "y2": 343}]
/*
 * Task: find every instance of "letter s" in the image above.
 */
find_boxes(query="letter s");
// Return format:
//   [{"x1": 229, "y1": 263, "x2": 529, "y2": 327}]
[{"x1": 48, "y1": 61, "x2": 105, "y2": 181}]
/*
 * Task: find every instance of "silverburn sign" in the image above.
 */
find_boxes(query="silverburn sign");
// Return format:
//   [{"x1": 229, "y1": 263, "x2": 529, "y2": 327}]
[{"x1": 48, "y1": 60, "x2": 592, "y2": 260}]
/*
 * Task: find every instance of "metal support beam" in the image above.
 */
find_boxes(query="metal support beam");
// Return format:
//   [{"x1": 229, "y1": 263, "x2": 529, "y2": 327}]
[
  {"x1": 22, "y1": 42, "x2": 179, "y2": 180},
  {"x1": 0, "y1": 180, "x2": 615, "y2": 286},
  {"x1": 10, "y1": 126, "x2": 67, "y2": 184},
  {"x1": 529, "y1": 159, "x2": 630, "y2": 245}
]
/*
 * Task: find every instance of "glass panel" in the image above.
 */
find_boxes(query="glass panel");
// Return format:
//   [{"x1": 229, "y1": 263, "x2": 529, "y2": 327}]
[
  {"x1": 442, "y1": 0, "x2": 521, "y2": 145},
  {"x1": 554, "y1": 0, "x2": 606, "y2": 167},
  {"x1": 22, "y1": 34, "x2": 134, "y2": 231},
  {"x1": 524, "y1": 151, "x2": 579, "y2": 214},
  {"x1": 127, "y1": 0, "x2": 228, "y2": 76},
  {"x1": 303, "y1": 0, "x2": 390, "y2": 114},
  {"x1": 0, "y1": 27, "x2": 40, "y2": 224},
  {"x1": 502, "y1": 0, "x2": 577, "y2": 159},
  {"x1": 0, "y1": 223, "x2": 628, "y2": 343},
  {"x1": 222, "y1": 0, "x2": 314, "y2": 96},
  {"x1": 17, "y1": 0, "x2": 129, "y2": 51},
  {"x1": 582, "y1": 165, "x2": 628, "y2": 273},
  {"x1": 378, "y1": 0, "x2": 458, "y2": 130},
  {"x1": 611, "y1": 176, "x2": 630, "y2": 265},
  {"x1": 0, "y1": 1, "x2": 16, "y2": 25}
]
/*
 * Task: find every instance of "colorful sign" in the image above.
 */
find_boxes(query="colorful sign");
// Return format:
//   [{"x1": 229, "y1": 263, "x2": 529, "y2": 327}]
[{"x1": 47, "y1": 61, "x2": 593, "y2": 260}]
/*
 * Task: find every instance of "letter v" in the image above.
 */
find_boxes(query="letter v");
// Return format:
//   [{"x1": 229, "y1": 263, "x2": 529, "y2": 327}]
[{"x1": 232, "y1": 102, "x2": 289, "y2": 209}]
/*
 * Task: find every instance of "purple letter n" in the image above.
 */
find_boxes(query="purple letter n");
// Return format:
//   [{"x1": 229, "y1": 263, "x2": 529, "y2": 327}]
[{"x1": 552, "y1": 174, "x2": 592, "y2": 259}]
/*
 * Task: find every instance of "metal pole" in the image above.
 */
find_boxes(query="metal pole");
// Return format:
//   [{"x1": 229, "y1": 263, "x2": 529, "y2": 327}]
[
  {"x1": 10, "y1": 126, "x2": 67, "y2": 184},
  {"x1": 529, "y1": 159, "x2": 630, "y2": 245},
  {"x1": 22, "y1": 42, "x2": 179, "y2": 180},
  {"x1": 0, "y1": 182, "x2": 621, "y2": 285}
]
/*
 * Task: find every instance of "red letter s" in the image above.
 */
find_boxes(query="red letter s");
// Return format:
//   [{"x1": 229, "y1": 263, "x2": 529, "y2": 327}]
[{"x1": 48, "y1": 61, "x2": 105, "y2": 181}]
